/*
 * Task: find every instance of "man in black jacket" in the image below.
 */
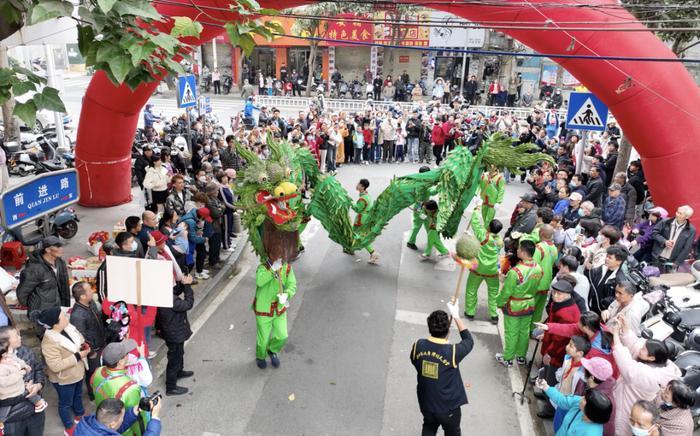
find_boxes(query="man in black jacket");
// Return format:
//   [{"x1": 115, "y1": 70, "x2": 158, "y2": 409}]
[
  {"x1": 16, "y1": 237, "x2": 70, "y2": 315},
  {"x1": 584, "y1": 166, "x2": 605, "y2": 208},
  {"x1": 133, "y1": 145, "x2": 153, "y2": 190},
  {"x1": 585, "y1": 246, "x2": 627, "y2": 314},
  {"x1": 651, "y1": 205, "x2": 696, "y2": 272},
  {"x1": 373, "y1": 76, "x2": 383, "y2": 101},
  {"x1": 464, "y1": 75, "x2": 478, "y2": 104},
  {"x1": 156, "y1": 277, "x2": 195, "y2": 396},
  {"x1": 411, "y1": 302, "x2": 473, "y2": 436},
  {"x1": 70, "y1": 281, "x2": 107, "y2": 400}
]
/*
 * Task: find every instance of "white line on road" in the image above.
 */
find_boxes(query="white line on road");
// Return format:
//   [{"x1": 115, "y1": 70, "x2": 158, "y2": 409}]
[{"x1": 395, "y1": 309, "x2": 499, "y2": 336}]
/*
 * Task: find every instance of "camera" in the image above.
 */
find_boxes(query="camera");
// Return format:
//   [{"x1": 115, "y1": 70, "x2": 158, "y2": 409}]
[{"x1": 139, "y1": 391, "x2": 162, "y2": 412}]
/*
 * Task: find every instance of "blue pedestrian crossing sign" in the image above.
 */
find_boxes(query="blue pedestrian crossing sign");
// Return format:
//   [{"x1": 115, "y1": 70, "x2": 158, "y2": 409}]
[
  {"x1": 177, "y1": 75, "x2": 197, "y2": 108},
  {"x1": 566, "y1": 92, "x2": 609, "y2": 131}
]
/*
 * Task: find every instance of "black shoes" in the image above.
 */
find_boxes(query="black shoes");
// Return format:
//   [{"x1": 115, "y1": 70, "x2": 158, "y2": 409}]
[
  {"x1": 490, "y1": 316, "x2": 499, "y2": 325},
  {"x1": 406, "y1": 242, "x2": 418, "y2": 250},
  {"x1": 166, "y1": 386, "x2": 189, "y2": 396},
  {"x1": 268, "y1": 352, "x2": 280, "y2": 368},
  {"x1": 464, "y1": 313, "x2": 475, "y2": 320},
  {"x1": 177, "y1": 370, "x2": 194, "y2": 379},
  {"x1": 256, "y1": 358, "x2": 267, "y2": 369}
]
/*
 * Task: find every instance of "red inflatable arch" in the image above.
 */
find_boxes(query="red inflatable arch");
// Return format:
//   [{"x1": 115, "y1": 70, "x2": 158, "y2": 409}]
[{"x1": 75, "y1": 0, "x2": 700, "y2": 225}]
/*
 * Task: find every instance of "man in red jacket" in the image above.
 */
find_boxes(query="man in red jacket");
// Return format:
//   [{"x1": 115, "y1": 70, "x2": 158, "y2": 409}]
[
  {"x1": 536, "y1": 279, "x2": 581, "y2": 418},
  {"x1": 441, "y1": 116, "x2": 455, "y2": 157},
  {"x1": 431, "y1": 120, "x2": 446, "y2": 165}
]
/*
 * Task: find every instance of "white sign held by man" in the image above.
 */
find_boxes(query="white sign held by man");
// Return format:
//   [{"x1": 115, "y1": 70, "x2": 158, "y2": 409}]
[{"x1": 106, "y1": 256, "x2": 173, "y2": 308}]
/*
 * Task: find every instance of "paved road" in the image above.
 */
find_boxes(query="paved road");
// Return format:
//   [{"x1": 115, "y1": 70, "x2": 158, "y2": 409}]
[{"x1": 142, "y1": 163, "x2": 534, "y2": 436}]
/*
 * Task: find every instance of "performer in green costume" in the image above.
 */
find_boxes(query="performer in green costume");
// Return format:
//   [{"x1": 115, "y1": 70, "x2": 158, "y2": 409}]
[
  {"x1": 480, "y1": 166, "x2": 505, "y2": 224},
  {"x1": 407, "y1": 166, "x2": 434, "y2": 251},
  {"x1": 254, "y1": 259, "x2": 297, "y2": 369},
  {"x1": 531, "y1": 225, "x2": 558, "y2": 329},
  {"x1": 494, "y1": 240, "x2": 543, "y2": 367},
  {"x1": 350, "y1": 179, "x2": 379, "y2": 264},
  {"x1": 91, "y1": 339, "x2": 148, "y2": 436},
  {"x1": 420, "y1": 200, "x2": 449, "y2": 260},
  {"x1": 464, "y1": 207, "x2": 503, "y2": 323}
]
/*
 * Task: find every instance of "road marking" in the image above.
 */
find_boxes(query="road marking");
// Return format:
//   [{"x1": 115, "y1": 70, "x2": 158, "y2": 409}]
[
  {"x1": 152, "y1": 253, "x2": 253, "y2": 377},
  {"x1": 202, "y1": 433, "x2": 222, "y2": 436},
  {"x1": 395, "y1": 309, "x2": 499, "y2": 336}
]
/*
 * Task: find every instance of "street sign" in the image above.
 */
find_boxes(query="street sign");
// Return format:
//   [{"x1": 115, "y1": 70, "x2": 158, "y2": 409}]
[
  {"x1": 566, "y1": 92, "x2": 609, "y2": 131},
  {"x1": 0, "y1": 169, "x2": 79, "y2": 229},
  {"x1": 205, "y1": 96, "x2": 212, "y2": 114},
  {"x1": 177, "y1": 75, "x2": 197, "y2": 108}
]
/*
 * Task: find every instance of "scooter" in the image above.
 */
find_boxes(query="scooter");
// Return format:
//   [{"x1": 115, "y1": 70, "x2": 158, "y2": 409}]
[
  {"x1": 222, "y1": 75, "x2": 232, "y2": 95},
  {"x1": 5, "y1": 207, "x2": 80, "y2": 247}
]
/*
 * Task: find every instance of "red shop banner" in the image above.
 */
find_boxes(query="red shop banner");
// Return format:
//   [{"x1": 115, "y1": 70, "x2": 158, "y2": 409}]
[{"x1": 326, "y1": 13, "x2": 374, "y2": 46}]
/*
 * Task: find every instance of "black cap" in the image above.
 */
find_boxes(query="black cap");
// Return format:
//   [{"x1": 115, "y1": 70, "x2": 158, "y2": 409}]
[
  {"x1": 520, "y1": 192, "x2": 538, "y2": 204},
  {"x1": 36, "y1": 306, "x2": 61, "y2": 328},
  {"x1": 551, "y1": 280, "x2": 574, "y2": 294},
  {"x1": 41, "y1": 236, "x2": 63, "y2": 250}
]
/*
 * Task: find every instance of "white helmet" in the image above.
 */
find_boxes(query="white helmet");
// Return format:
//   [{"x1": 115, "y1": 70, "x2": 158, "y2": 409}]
[
  {"x1": 174, "y1": 136, "x2": 187, "y2": 151},
  {"x1": 691, "y1": 260, "x2": 700, "y2": 284}
]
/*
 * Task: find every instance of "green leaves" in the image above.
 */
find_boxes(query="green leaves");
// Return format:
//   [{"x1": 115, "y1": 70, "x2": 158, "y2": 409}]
[
  {"x1": 171, "y1": 16, "x2": 203, "y2": 38},
  {"x1": 107, "y1": 56, "x2": 132, "y2": 84},
  {"x1": 28, "y1": 0, "x2": 73, "y2": 25},
  {"x1": 33, "y1": 87, "x2": 66, "y2": 112},
  {"x1": 96, "y1": 0, "x2": 118, "y2": 13},
  {"x1": 13, "y1": 101, "x2": 37, "y2": 127},
  {"x1": 111, "y1": 0, "x2": 160, "y2": 20}
]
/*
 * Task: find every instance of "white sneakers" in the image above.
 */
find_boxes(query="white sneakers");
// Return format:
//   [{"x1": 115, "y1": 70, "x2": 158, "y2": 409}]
[
  {"x1": 195, "y1": 271, "x2": 210, "y2": 280},
  {"x1": 368, "y1": 252, "x2": 380, "y2": 265}
]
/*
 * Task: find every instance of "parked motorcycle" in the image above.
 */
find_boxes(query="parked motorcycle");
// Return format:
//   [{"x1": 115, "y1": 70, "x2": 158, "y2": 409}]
[
  {"x1": 5, "y1": 207, "x2": 80, "y2": 247},
  {"x1": 222, "y1": 75, "x2": 232, "y2": 95}
]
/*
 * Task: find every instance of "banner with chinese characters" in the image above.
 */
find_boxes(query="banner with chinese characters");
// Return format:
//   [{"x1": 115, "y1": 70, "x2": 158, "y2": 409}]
[
  {"x1": 373, "y1": 11, "x2": 430, "y2": 47},
  {"x1": 541, "y1": 65, "x2": 581, "y2": 86},
  {"x1": 0, "y1": 169, "x2": 79, "y2": 228},
  {"x1": 326, "y1": 14, "x2": 373, "y2": 46}
]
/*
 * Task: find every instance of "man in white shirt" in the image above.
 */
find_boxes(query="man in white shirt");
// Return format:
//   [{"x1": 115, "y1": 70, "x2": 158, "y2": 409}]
[{"x1": 557, "y1": 255, "x2": 590, "y2": 311}]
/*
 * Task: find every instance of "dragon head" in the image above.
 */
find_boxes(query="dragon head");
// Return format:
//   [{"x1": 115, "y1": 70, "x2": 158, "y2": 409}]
[{"x1": 255, "y1": 181, "x2": 298, "y2": 225}]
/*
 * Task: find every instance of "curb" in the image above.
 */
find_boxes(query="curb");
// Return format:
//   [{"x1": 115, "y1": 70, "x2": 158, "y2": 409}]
[{"x1": 149, "y1": 232, "x2": 249, "y2": 369}]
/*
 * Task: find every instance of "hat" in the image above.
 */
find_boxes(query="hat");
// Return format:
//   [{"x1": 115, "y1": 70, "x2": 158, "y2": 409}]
[
  {"x1": 0, "y1": 365, "x2": 26, "y2": 400},
  {"x1": 581, "y1": 357, "x2": 613, "y2": 381},
  {"x1": 36, "y1": 306, "x2": 61, "y2": 328},
  {"x1": 569, "y1": 192, "x2": 583, "y2": 202},
  {"x1": 42, "y1": 236, "x2": 63, "y2": 250},
  {"x1": 197, "y1": 207, "x2": 213, "y2": 223},
  {"x1": 520, "y1": 192, "x2": 538, "y2": 203},
  {"x1": 151, "y1": 230, "x2": 167, "y2": 246},
  {"x1": 608, "y1": 183, "x2": 622, "y2": 192},
  {"x1": 648, "y1": 206, "x2": 668, "y2": 219},
  {"x1": 102, "y1": 339, "x2": 138, "y2": 367},
  {"x1": 551, "y1": 280, "x2": 574, "y2": 294}
]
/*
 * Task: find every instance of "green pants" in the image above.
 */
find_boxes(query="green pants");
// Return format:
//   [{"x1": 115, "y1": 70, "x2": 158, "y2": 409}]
[
  {"x1": 424, "y1": 229, "x2": 448, "y2": 256},
  {"x1": 531, "y1": 292, "x2": 548, "y2": 330},
  {"x1": 481, "y1": 205, "x2": 496, "y2": 225},
  {"x1": 503, "y1": 314, "x2": 533, "y2": 361},
  {"x1": 464, "y1": 272, "x2": 500, "y2": 318},
  {"x1": 255, "y1": 313, "x2": 288, "y2": 360},
  {"x1": 408, "y1": 217, "x2": 426, "y2": 245}
]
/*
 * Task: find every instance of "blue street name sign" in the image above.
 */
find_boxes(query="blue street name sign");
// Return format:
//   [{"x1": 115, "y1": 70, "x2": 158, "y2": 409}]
[{"x1": 0, "y1": 169, "x2": 80, "y2": 228}]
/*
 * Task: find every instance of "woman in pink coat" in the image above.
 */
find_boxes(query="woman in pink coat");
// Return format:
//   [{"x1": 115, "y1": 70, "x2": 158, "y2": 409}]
[{"x1": 611, "y1": 315, "x2": 681, "y2": 436}]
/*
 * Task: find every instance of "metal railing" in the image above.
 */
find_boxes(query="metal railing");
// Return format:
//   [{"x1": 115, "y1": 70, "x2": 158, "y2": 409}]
[{"x1": 255, "y1": 96, "x2": 572, "y2": 119}]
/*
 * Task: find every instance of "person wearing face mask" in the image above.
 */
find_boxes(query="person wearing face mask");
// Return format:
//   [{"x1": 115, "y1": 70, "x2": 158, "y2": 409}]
[
  {"x1": 142, "y1": 155, "x2": 170, "y2": 213},
  {"x1": 611, "y1": 315, "x2": 681, "y2": 436},
  {"x1": 653, "y1": 380, "x2": 694, "y2": 436},
  {"x1": 631, "y1": 207, "x2": 667, "y2": 263},
  {"x1": 563, "y1": 192, "x2": 583, "y2": 229},
  {"x1": 583, "y1": 225, "x2": 621, "y2": 271},
  {"x1": 628, "y1": 400, "x2": 661, "y2": 436}
]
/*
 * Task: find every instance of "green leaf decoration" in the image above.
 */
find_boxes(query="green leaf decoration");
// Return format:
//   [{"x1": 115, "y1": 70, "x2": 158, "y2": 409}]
[
  {"x1": 171, "y1": 16, "x2": 203, "y2": 38},
  {"x1": 33, "y1": 87, "x2": 66, "y2": 112},
  {"x1": 28, "y1": 0, "x2": 73, "y2": 25},
  {"x1": 13, "y1": 100, "x2": 38, "y2": 127}
]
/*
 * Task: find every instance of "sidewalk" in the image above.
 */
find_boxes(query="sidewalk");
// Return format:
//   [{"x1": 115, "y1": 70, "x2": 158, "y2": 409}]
[{"x1": 7, "y1": 185, "x2": 249, "y2": 435}]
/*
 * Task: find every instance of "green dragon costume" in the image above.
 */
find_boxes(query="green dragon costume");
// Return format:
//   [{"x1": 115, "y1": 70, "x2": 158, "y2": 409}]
[{"x1": 233, "y1": 133, "x2": 552, "y2": 364}]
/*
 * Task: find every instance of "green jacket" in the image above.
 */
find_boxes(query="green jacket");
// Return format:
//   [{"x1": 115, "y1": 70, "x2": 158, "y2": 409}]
[
  {"x1": 480, "y1": 172, "x2": 505, "y2": 208},
  {"x1": 254, "y1": 263, "x2": 297, "y2": 316},
  {"x1": 91, "y1": 366, "x2": 147, "y2": 436},
  {"x1": 413, "y1": 186, "x2": 438, "y2": 219},
  {"x1": 471, "y1": 211, "x2": 503, "y2": 276},
  {"x1": 351, "y1": 191, "x2": 372, "y2": 227},
  {"x1": 520, "y1": 223, "x2": 543, "y2": 244},
  {"x1": 496, "y1": 261, "x2": 543, "y2": 317},
  {"x1": 533, "y1": 240, "x2": 558, "y2": 294}
]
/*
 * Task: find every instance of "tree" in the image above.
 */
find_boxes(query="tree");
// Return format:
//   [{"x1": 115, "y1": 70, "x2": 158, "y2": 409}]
[
  {"x1": 0, "y1": 0, "x2": 280, "y2": 138},
  {"x1": 622, "y1": 0, "x2": 700, "y2": 56}
]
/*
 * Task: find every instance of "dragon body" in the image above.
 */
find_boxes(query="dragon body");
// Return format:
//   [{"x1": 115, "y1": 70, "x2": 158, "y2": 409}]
[{"x1": 235, "y1": 132, "x2": 553, "y2": 262}]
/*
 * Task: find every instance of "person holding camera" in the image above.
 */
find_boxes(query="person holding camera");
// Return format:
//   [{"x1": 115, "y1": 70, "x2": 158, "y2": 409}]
[
  {"x1": 74, "y1": 397, "x2": 161, "y2": 436},
  {"x1": 92, "y1": 339, "x2": 151, "y2": 436}
]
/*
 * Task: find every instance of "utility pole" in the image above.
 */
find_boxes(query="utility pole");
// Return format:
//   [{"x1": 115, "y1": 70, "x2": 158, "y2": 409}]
[{"x1": 44, "y1": 43, "x2": 66, "y2": 150}]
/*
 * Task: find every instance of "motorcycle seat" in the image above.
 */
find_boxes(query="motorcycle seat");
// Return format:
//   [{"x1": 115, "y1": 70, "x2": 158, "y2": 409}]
[
  {"x1": 679, "y1": 309, "x2": 700, "y2": 328},
  {"x1": 650, "y1": 272, "x2": 696, "y2": 287}
]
